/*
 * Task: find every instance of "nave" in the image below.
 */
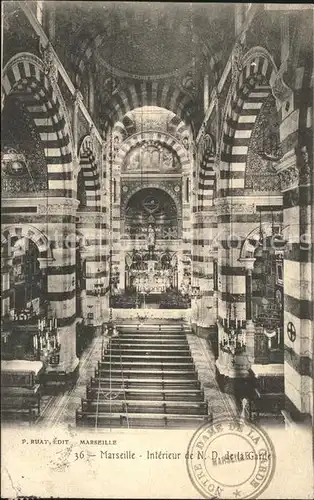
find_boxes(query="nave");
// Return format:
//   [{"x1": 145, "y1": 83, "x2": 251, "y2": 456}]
[{"x1": 1, "y1": 2, "x2": 313, "y2": 431}]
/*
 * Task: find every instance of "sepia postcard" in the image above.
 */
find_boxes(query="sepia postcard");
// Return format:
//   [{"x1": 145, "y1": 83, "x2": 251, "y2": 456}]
[{"x1": 1, "y1": 2, "x2": 313, "y2": 499}]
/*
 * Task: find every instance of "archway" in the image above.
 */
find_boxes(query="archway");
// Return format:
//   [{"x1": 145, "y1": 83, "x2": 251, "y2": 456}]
[
  {"x1": 2, "y1": 53, "x2": 75, "y2": 197},
  {"x1": 123, "y1": 187, "x2": 179, "y2": 241},
  {"x1": 1, "y1": 230, "x2": 55, "y2": 362}
]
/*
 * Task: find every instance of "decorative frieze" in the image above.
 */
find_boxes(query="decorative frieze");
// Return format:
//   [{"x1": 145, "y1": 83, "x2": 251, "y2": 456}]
[
  {"x1": 279, "y1": 165, "x2": 299, "y2": 192},
  {"x1": 231, "y1": 40, "x2": 244, "y2": 84},
  {"x1": 76, "y1": 213, "x2": 106, "y2": 225},
  {"x1": 275, "y1": 150, "x2": 299, "y2": 192},
  {"x1": 299, "y1": 146, "x2": 311, "y2": 184},
  {"x1": 214, "y1": 199, "x2": 256, "y2": 216},
  {"x1": 37, "y1": 198, "x2": 79, "y2": 216}
]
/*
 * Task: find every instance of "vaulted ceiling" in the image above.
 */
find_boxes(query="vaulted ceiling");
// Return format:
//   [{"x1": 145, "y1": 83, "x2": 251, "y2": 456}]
[{"x1": 51, "y1": 2, "x2": 236, "y2": 135}]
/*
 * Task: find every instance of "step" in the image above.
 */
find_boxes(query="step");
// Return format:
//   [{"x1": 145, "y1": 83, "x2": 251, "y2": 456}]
[
  {"x1": 118, "y1": 329, "x2": 187, "y2": 338},
  {"x1": 117, "y1": 322, "x2": 191, "y2": 332},
  {"x1": 109, "y1": 341, "x2": 189, "y2": 349},
  {"x1": 97, "y1": 365, "x2": 198, "y2": 378},
  {"x1": 101, "y1": 354, "x2": 193, "y2": 362},
  {"x1": 99, "y1": 361, "x2": 195, "y2": 370},
  {"x1": 104, "y1": 348, "x2": 191, "y2": 355},
  {"x1": 76, "y1": 410, "x2": 209, "y2": 428},
  {"x1": 91, "y1": 379, "x2": 201, "y2": 390},
  {"x1": 83, "y1": 398, "x2": 207, "y2": 409},
  {"x1": 81, "y1": 400, "x2": 208, "y2": 415},
  {"x1": 112, "y1": 334, "x2": 187, "y2": 343},
  {"x1": 95, "y1": 369, "x2": 198, "y2": 380},
  {"x1": 87, "y1": 387, "x2": 205, "y2": 401},
  {"x1": 93, "y1": 375, "x2": 200, "y2": 386}
]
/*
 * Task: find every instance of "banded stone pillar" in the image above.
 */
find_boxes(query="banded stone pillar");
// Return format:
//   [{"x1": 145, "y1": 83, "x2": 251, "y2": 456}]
[
  {"x1": 191, "y1": 208, "x2": 217, "y2": 335},
  {"x1": 43, "y1": 197, "x2": 80, "y2": 375},
  {"x1": 215, "y1": 198, "x2": 253, "y2": 328},
  {"x1": 278, "y1": 150, "x2": 313, "y2": 421},
  {"x1": 76, "y1": 211, "x2": 109, "y2": 327}
]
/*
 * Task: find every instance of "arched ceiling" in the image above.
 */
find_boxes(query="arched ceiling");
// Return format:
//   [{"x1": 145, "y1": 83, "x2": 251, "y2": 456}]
[
  {"x1": 52, "y1": 2, "x2": 236, "y2": 133},
  {"x1": 113, "y1": 106, "x2": 190, "y2": 140},
  {"x1": 55, "y1": 2, "x2": 234, "y2": 76}
]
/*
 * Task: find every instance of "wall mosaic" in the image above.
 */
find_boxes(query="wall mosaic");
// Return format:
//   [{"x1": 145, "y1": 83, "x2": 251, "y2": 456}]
[
  {"x1": 122, "y1": 142, "x2": 181, "y2": 173},
  {"x1": 245, "y1": 95, "x2": 281, "y2": 192},
  {"x1": 120, "y1": 179, "x2": 182, "y2": 216},
  {"x1": 1, "y1": 99, "x2": 48, "y2": 195}
]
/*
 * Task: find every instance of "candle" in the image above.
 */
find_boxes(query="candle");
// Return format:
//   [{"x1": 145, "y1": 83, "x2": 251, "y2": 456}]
[
  {"x1": 49, "y1": 319, "x2": 52, "y2": 331},
  {"x1": 38, "y1": 319, "x2": 40, "y2": 330},
  {"x1": 54, "y1": 317, "x2": 57, "y2": 329}
]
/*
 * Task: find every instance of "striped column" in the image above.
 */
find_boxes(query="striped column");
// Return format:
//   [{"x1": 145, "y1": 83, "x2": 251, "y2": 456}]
[
  {"x1": 279, "y1": 151, "x2": 313, "y2": 420},
  {"x1": 76, "y1": 211, "x2": 109, "y2": 326},
  {"x1": 215, "y1": 197, "x2": 283, "y2": 328},
  {"x1": 44, "y1": 199, "x2": 79, "y2": 374},
  {"x1": 192, "y1": 208, "x2": 217, "y2": 330}
]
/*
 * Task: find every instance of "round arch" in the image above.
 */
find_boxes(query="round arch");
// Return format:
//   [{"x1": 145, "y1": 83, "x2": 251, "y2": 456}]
[
  {"x1": 2, "y1": 52, "x2": 75, "y2": 197},
  {"x1": 102, "y1": 82, "x2": 196, "y2": 134},
  {"x1": 1, "y1": 224, "x2": 52, "y2": 258},
  {"x1": 218, "y1": 47, "x2": 289, "y2": 194},
  {"x1": 240, "y1": 223, "x2": 290, "y2": 260},
  {"x1": 121, "y1": 184, "x2": 181, "y2": 221},
  {"x1": 113, "y1": 130, "x2": 190, "y2": 171}
]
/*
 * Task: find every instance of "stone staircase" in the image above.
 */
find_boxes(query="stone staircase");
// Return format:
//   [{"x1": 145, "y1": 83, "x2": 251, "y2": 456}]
[{"x1": 76, "y1": 324, "x2": 212, "y2": 428}]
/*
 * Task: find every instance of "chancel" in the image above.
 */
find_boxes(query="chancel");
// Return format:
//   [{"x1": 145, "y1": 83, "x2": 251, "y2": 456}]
[{"x1": 1, "y1": 2, "x2": 313, "y2": 429}]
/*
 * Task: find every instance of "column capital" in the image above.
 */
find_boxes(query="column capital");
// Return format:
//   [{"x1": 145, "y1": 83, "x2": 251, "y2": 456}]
[{"x1": 238, "y1": 257, "x2": 256, "y2": 271}]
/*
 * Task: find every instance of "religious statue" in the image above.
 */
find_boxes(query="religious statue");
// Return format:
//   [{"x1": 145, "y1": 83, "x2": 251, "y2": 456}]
[
  {"x1": 126, "y1": 150, "x2": 140, "y2": 170},
  {"x1": 147, "y1": 224, "x2": 155, "y2": 258},
  {"x1": 162, "y1": 149, "x2": 173, "y2": 169}
]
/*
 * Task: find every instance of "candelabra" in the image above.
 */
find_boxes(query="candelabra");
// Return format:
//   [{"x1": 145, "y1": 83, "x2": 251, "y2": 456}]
[
  {"x1": 94, "y1": 275, "x2": 105, "y2": 296},
  {"x1": 220, "y1": 326, "x2": 246, "y2": 356},
  {"x1": 33, "y1": 317, "x2": 60, "y2": 363}
]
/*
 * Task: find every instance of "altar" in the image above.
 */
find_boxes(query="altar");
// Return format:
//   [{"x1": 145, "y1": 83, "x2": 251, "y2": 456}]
[
  {"x1": 132, "y1": 261, "x2": 172, "y2": 294},
  {"x1": 125, "y1": 248, "x2": 178, "y2": 294}
]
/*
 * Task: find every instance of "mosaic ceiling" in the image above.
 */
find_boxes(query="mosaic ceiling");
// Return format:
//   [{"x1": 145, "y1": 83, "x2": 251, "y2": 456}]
[{"x1": 53, "y1": 2, "x2": 235, "y2": 82}]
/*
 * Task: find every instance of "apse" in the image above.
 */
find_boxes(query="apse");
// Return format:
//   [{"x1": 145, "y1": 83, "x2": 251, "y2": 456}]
[{"x1": 124, "y1": 188, "x2": 179, "y2": 241}]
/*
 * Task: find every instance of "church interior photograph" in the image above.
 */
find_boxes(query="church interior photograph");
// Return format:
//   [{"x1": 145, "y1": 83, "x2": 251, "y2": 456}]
[{"x1": 1, "y1": 2, "x2": 313, "y2": 430}]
